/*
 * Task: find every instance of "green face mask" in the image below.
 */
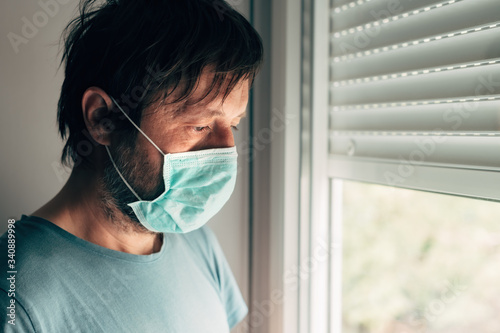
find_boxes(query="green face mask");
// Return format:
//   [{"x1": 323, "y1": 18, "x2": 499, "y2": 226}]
[{"x1": 105, "y1": 97, "x2": 238, "y2": 233}]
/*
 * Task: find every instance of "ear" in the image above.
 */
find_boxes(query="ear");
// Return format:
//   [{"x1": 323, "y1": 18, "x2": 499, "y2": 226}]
[{"x1": 81, "y1": 87, "x2": 114, "y2": 146}]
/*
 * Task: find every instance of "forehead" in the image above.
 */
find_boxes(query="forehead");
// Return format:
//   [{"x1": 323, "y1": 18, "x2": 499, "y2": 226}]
[
  {"x1": 149, "y1": 72, "x2": 249, "y2": 117},
  {"x1": 185, "y1": 71, "x2": 248, "y2": 103}
]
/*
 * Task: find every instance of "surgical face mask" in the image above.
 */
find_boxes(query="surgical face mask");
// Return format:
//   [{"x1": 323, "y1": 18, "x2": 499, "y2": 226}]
[{"x1": 104, "y1": 97, "x2": 238, "y2": 233}]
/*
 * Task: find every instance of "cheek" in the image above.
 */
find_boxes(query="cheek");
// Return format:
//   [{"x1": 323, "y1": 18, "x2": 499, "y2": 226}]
[
  {"x1": 127, "y1": 144, "x2": 164, "y2": 194},
  {"x1": 139, "y1": 163, "x2": 164, "y2": 199},
  {"x1": 159, "y1": 128, "x2": 202, "y2": 153},
  {"x1": 141, "y1": 114, "x2": 203, "y2": 154}
]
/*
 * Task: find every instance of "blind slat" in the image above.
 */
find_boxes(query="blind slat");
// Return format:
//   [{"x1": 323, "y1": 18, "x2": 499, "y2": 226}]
[
  {"x1": 330, "y1": 99, "x2": 500, "y2": 133},
  {"x1": 329, "y1": 135, "x2": 500, "y2": 171},
  {"x1": 331, "y1": 23, "x2": 500, "y2": 81},
  {"x1": 331, "y1": 0, "x2": 443, "y2": 32},
  {"x1": 331, "y1": 0, "x2": 360, "y2": 10},
  {"x1": 330, "y1": 62, "x2": 500, "y2": 105}
]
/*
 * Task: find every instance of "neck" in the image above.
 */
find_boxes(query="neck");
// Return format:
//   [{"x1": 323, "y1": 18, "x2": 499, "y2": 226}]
[{"x1": 32, "y1": 165, "x2": 162, "y2": 255}]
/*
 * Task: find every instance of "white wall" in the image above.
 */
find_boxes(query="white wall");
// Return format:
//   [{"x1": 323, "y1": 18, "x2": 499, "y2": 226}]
[
  {"x1": 0, "y1": 0, "x2": 76, "y2": 226},
  {"x1": 0, "y1": 0, "x2": 251, "y2": 325}
]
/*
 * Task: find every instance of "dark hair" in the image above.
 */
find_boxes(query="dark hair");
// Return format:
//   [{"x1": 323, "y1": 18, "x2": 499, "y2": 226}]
[{"x1": 58, "y1": 0, "x2": 263, "y2": 166}]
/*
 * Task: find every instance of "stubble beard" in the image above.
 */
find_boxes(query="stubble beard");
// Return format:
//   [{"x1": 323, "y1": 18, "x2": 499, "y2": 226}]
[{"x1": 99, "y1": 139, "x2": 165, "y2": 235}]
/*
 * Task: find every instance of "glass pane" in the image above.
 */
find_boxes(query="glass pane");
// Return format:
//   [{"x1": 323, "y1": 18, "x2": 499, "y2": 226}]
[{"x1": 340, "y1": 180, "x2": 500, "y2": 333}]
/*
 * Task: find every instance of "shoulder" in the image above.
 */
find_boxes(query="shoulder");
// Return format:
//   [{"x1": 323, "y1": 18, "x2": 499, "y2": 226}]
[
  {"x1": 0, "y1": 216, "x2": 72, "y2": 299},
  {"x1": 183, "y1": 225, "x2": 219, "y2": 243},
  {"x1": 177, "y1": 225, "x2": 222, "y2": 257},
  {"x1": 0, "y1": 216, "x2": 54, "y2": 273},
  {"x1": 0, "y1": 215, "x2": 61, "y2": 259},
  {"x1": 172, "y1": 226, "x2": 230, "y2": 285}
]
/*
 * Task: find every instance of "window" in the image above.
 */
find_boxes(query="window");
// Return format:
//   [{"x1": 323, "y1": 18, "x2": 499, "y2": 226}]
[
  {"x1": 251, "y1": 0, "x2": 499, "y2": 332},
  {"x1": 294, "y1": 0, "x2": 500, "y2": 332},
  {"x1": 338, "y1": 181, "x2": 500, "y2": 333}
]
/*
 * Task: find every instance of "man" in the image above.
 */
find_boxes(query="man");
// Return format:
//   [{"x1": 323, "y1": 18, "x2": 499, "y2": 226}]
[{"x1": 0, "y1": 0, "x2": 263, "y2": 332}]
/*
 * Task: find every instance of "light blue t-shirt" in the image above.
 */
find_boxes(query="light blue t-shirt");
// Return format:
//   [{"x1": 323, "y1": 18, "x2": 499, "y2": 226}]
[{"x1": 0, "y1": 215, "x2": 247, "y2": 332}]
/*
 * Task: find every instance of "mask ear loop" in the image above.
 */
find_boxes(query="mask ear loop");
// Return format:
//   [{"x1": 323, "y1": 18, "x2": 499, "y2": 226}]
[
  {"x1": 109, "y1": 96, "x2": 166, "y2": 157},
  {"x1": 105, "y1": 145, "x2": 142, "y2": 201}
]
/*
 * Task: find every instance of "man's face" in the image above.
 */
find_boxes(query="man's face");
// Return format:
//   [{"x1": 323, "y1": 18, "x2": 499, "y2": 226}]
[
  {"x1": 138, "y1": 75, "x2": 249, "y2": 166},
  {"x1": 102, "y1": 74, "x2": 249, "y2": 230}
]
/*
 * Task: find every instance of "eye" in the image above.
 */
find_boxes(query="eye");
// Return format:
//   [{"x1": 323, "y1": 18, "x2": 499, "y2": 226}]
[
  {"x1": 231, "y1": 125, "x2": 239, "y2": 131},
  {"x1": 193, "y1": 126, "x2": 211, "y2": 133}
]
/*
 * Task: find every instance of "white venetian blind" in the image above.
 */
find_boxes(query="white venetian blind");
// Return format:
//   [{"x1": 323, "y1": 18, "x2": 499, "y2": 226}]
[{"x1": 328, "y1": 0, "x2": 500, "y2": 200}]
